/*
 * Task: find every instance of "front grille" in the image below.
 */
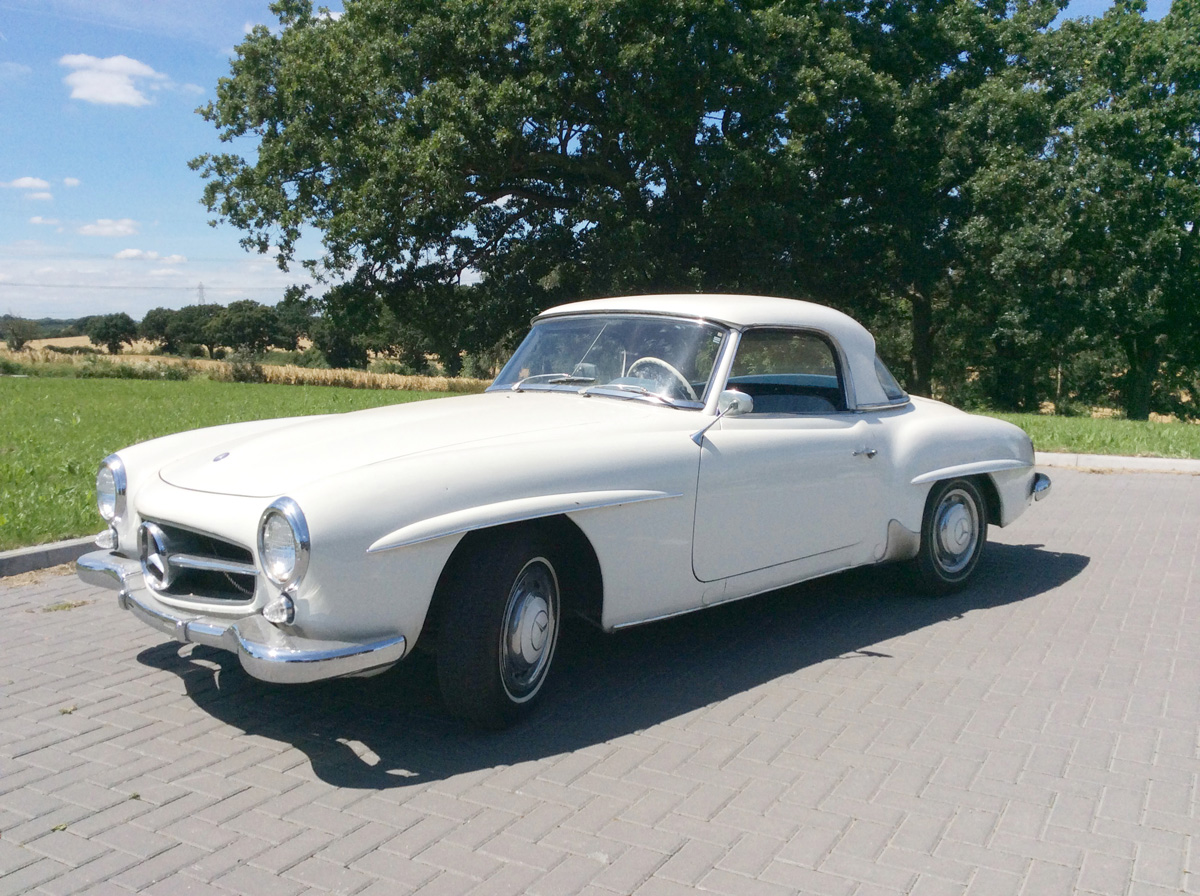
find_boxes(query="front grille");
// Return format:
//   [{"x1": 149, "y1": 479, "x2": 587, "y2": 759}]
[{"x1": 139, "y1": 521, "x2": 258, "y2": 603}]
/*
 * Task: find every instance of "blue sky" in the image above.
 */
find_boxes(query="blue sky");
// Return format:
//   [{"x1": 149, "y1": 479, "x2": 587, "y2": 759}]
[{"x1": 0, "y1": 0, "x2": 1173, "y2": 321}]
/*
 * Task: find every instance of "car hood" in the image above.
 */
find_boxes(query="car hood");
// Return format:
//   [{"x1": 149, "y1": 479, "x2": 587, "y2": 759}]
[{"x1": 159, "y1": 391, "x2": 678, "y2": 498}]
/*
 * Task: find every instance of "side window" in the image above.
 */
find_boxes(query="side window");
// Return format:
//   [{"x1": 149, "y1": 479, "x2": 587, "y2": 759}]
[
  {"x1": 727, "y1": 329, "x2": 845, "y2": 414},
  {"x1": 874, "y1": 355, "x2": 909, "y2": 402}
]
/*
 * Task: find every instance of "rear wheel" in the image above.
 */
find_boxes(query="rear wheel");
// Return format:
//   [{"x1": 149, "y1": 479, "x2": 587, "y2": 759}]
[
  {"x1": 911, "y1": 478, "x2": 987, "y2": 594},
  {"x1": 436, "y1": 529, "x2": 561, "y2": 728}
]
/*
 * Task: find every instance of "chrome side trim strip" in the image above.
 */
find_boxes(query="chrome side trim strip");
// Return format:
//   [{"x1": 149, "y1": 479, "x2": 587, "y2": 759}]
[
  {"x1": 911, "y1": 458, "x2": 1029, "y2": 486},
  {"x1": 367, "y1": 489, "x2": 682, "y2": 554}
]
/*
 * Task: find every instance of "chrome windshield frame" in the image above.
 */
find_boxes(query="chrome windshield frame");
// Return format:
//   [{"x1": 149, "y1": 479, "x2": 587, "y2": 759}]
[{"x1": 489, "y1": 312, "x2": 732, "y2": 409}]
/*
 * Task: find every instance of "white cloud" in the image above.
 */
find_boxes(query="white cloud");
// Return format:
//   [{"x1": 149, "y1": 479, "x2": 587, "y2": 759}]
[
  {"x1": 63, "y1": 177, "x2": 81, "y2": 187},
  {"x1": 59, "y1": 54, "x2": 166, "y2": 106},
  {"x1": 2, "y1": 176, "x2": 51, "y2": 190},
  {"x1": 0, "y1": 62, "x2": 32, "y2": 82},
  {"x1": 27, "y1": 192, "x2": 54, "y2": 201},
  {"x1": 79, "y1": 218, "x2": 139, "y2": 237},
  {"x1": 0, "y1": 239, "x2": 321, "y2": 320},
  {"x1": 114, "y1": 248, "x2": 188, "y2": 264},
  {"x1": 30, "y1": 216, "x2": 61, "y2": 226}
]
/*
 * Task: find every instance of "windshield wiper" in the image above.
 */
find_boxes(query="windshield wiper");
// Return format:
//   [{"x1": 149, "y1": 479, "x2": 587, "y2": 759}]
[
  {"x1": 511, "y1": 373, "x2": 597, "y2": 391},
  {"x1": 579, "y1": 383, "x2": 686, "y2": 408}
]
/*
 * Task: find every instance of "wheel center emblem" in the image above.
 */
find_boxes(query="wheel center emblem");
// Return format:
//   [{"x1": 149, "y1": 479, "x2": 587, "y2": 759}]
[
  {"x1": 516, "y1": 597, "x2": 550, "y2": 664},
  {"x1": 529, "y1": 610, "x2": 548, "y2": 653},
  {"x1": 954, "y1": 518, "x2": 970, "y2": 544}
]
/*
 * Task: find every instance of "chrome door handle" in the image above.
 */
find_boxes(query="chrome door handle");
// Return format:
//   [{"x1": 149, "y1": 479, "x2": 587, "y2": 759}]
[{"x1": 853, "y1": 448, "x2": 878, "y2": 459}]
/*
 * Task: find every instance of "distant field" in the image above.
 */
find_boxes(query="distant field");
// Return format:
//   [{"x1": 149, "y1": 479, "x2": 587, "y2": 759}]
[
  {"x1": 0, "y1": 378, "x2": 450, "y2": 551},
  {"x1": 28, "y1": 336, "x2": 94, "y2": 350}
]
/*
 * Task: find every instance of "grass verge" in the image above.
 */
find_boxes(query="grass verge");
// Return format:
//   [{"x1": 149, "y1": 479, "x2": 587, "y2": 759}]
[
  {"x1": 989, "y1": 412, "x2": 1200, "y2": 460},
  {"x1": 0, "y1": 377, "x2": 450, "y2": 552}
]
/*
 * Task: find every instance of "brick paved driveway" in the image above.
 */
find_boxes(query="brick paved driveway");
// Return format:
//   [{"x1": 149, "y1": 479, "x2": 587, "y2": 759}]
[{"x1": 2, "y1": 468, "x2": 1197, "y2": 896}]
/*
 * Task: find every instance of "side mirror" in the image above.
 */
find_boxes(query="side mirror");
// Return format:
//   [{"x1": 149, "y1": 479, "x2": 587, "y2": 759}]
[
  {"x1": 717, "y1": 389, "x2": 754, "y2": 417},
  {"x1": 691, "y1": 390, "x2": 754, "y2": 445}
]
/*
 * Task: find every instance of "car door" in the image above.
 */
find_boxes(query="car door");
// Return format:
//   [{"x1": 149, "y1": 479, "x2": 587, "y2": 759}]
[{"x1": 692, "y1": 327, "x2": 884, "y2": 583}]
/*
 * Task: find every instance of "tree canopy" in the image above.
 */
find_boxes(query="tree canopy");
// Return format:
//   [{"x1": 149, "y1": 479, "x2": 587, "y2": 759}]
[
  {"x1": 951, "y1": 0, "x2": 1200, "y2": 418},
  {"x1": 86, "y1": 313, "x2": 138, "y2": 355},
  {"x1": 193, "y1": 0, "x2": 1200, "y2": 418}
]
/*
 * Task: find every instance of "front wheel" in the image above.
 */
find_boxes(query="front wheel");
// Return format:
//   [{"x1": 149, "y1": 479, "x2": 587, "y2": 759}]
[
  {"x1": 911, "y1": 478, "x2": 987, "y2": 594},
  {"x1": 436, "y1": 529, "x2": 561, "y2": 728}
]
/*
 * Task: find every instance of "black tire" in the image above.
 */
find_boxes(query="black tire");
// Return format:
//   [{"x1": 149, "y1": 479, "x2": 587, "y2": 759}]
[
  {"x1": 911, "y1": 478, "x2": 987, "y2": 595},
  {"x1": 436, "y1": 528, "x2": 561, "y2": 729}
]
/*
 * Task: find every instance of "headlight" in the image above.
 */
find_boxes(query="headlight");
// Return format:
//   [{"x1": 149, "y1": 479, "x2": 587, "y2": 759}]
[
  {"x1": 96, "y1": 455, "x2": 127, "y2": 522},
  {"x1": 257, "y1": 497, "x2": 310, "y2": 589}
]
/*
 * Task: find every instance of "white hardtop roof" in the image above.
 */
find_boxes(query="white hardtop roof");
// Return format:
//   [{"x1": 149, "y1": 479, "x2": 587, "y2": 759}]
[
  {"x1": 538, "y1": 294, "x2": 892, "y2": 409},
  {"x1": 540, "y1": 293, "x2": 859, "y2": 332}
]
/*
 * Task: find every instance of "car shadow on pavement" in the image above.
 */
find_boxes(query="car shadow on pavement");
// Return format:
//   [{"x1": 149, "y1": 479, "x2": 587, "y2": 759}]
[{"x1": 136, "y1": 541, "x2": 1087, "y2": 789}]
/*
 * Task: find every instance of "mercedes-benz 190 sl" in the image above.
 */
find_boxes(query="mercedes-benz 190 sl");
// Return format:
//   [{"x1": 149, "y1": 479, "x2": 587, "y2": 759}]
[{"x1": 78, "y1": 294, "x2": 1051, "y2": 727}]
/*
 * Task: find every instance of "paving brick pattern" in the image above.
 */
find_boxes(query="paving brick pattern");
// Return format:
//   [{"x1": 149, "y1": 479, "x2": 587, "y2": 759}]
[{"x1": 2, "y1": 468, "x2": 1197, "y2": 895}]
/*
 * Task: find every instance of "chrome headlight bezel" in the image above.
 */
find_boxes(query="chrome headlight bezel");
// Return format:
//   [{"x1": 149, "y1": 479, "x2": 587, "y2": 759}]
[
  {"x1": 257, "y1": 497, "x2": 310, "y2": 589},
  {"x1": 96, "y1": 455, "x2": 127, "y2": 523}
]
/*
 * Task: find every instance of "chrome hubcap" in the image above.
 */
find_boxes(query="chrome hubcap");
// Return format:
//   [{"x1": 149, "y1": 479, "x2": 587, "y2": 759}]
[
  {"x1": 500, "y1": 558, "x2": 558, "y2": 702},
  {"x1": 933, "y1": 489, "x2": 979, "y2": 574}
]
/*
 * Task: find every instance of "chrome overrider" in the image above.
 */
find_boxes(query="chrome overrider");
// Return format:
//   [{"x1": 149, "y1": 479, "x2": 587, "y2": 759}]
[{"x1": 76, "y1": 550, "x2": 406, "y2": 684}]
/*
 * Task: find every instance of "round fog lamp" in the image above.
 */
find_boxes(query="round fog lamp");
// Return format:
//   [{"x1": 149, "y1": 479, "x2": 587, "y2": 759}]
[{"x1": 263, "y1": 594, "x2": 295, "y2": 625}]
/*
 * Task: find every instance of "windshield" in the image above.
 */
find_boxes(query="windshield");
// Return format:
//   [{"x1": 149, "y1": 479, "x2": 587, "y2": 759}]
[{"x1": 491, "y1": 314, "x2": 728, "y2": 407}]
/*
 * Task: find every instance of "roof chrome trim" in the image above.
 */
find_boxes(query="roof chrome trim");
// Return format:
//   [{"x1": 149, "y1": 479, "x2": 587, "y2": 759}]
[{"x1": 530, "y1": 308, "x2": 728, "y2": 329}]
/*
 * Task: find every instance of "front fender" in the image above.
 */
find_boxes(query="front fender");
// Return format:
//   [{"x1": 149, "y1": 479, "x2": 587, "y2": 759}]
[{"x1": 886, "y1": 399, "x2": 1036, "y2": 530}]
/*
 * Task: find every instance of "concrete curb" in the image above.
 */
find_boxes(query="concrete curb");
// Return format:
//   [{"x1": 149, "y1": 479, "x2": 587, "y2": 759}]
[
  {"x1": 1035, "y1": 451, "x2": 1200, "y2": 475},
  {"x1": 3, "y1": 452, "x2": 1197, "y2": 580},
  {"x1": 0, "y1": 536, "x2": 95, "y2": 579}
]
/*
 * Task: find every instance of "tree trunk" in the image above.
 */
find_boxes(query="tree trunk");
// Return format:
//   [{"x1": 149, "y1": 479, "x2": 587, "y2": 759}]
[
  {"x1": 909, "y1": 292, "x2": 934, "y2": 397},
  {"x1": 1120, "y1": 334, "x2": 1158, "y2": 421}
]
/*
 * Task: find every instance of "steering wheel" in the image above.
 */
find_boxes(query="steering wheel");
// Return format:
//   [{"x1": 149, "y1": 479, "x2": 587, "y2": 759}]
[{"x1": 626, "y1": 357, "x2": 698, "y2": 401}]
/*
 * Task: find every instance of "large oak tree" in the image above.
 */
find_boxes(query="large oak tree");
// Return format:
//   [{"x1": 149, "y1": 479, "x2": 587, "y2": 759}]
[
  {"x1": 194, "y1": 0, "x2": 1197, "y2": 414},
  {"x1": 959, "y1": 0, "x2": 1200, "y2": 419}
]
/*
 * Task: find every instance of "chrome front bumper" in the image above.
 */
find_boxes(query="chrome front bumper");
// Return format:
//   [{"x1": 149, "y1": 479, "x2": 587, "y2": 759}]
[
  {"x1": 77, "y1": 550, "x2": 406, "y2": 684},
  {"x1": 1032, "y1": 472, "x2": 1052, "y2": 502}
]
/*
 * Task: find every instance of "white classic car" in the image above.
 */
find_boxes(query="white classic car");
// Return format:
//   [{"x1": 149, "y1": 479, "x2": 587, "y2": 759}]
[{"x1": 78, "y1": 294, "x2": 1050, "y2": 727}]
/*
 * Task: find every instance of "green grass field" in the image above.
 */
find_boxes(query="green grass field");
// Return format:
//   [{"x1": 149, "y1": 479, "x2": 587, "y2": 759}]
[
  {"x1": 990, "y1": 412, "x2": 1200, "y2": 460},
  {"x1": 0, "y1": 378, "x2": 449, "y2": 551},
  {"x1": 2, "y1": 378, "x2": 1197, "y2": 552}
]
